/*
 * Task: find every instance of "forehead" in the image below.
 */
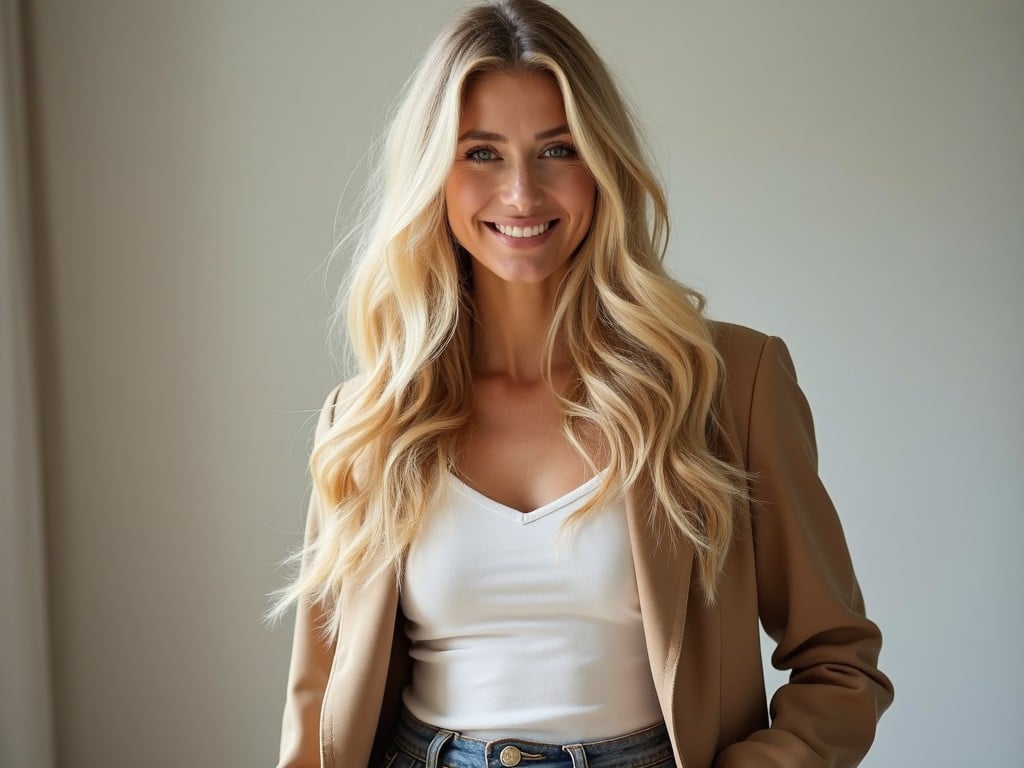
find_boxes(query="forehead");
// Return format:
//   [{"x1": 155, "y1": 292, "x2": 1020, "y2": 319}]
[{"x1": 458, "y1": 70, "x2": 567, "y2": 130}]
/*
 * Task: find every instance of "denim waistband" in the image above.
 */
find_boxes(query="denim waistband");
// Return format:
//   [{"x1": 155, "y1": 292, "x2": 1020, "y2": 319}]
[{"x1": 390, "y1": 707, "x2": 676, "y2": 768}]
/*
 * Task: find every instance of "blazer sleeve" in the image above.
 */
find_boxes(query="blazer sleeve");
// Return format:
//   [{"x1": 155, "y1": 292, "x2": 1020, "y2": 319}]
[
  {"x1": 276, "y1": 383, "x2": 344, "y2": 768},
  {"x1": 716, "y1": 336, "x2": 894, "y2": 768}
]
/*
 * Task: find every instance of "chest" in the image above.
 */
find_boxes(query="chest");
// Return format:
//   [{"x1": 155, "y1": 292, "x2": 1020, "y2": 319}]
[{"x1": 454, "y1": 372, "x2": 607, "y2": 513}]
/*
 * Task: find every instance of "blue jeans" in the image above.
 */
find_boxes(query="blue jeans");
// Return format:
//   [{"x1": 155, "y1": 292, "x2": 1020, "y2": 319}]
[{"x1": 376, "y1": 707, "x2": 677, "y2": 768}]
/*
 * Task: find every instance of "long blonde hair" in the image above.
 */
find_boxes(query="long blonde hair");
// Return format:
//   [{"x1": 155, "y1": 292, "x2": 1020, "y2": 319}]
[{"x1": 271, "y1": 0, "x2": 749, "y2": 640}]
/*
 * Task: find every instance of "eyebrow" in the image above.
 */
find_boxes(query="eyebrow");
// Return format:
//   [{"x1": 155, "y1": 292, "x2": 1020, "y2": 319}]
[{"x1": 456, "y1": 124, "x2": 571, "y2": 143}]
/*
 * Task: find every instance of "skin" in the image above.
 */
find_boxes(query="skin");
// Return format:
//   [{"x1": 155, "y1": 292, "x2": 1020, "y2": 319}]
[{"x1": 445, "y1": 69, "x2": 607, "y2": 512}]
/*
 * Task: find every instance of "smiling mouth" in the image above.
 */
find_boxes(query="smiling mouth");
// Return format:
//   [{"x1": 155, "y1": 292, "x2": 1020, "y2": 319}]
[{"x1": 486, "y1": 220, "x2": 558, "y2": 239}]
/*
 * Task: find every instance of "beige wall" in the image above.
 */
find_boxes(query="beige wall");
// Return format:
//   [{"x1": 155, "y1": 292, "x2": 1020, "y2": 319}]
[{"x1": 23, "y1": 1, "x2": 1024, "y2": 766}]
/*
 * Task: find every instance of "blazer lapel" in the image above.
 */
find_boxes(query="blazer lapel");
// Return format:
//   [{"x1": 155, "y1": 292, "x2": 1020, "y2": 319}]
[{"x1": 626, "y1": 475, "x2": 695, "y2": 758}]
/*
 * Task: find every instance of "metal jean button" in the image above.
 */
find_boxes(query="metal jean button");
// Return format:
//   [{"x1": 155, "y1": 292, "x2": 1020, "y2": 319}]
[{"x1": 499, "y1": 744, "x2": 522, "y2": 767}]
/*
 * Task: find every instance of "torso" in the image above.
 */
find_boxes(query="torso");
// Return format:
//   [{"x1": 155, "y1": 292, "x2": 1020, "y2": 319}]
[{"x1": 452, "y1": 366, "x2": 609, "y2": 512}]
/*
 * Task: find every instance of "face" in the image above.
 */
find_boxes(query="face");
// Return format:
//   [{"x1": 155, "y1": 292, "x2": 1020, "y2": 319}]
[{"x1": 445, "y1": 70, "x2": 596, "y2": 288}]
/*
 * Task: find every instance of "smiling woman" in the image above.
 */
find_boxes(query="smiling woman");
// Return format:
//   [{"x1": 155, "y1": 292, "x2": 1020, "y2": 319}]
[{"x1": 269, "y1": 1, "x2": 893, "y2": 767}]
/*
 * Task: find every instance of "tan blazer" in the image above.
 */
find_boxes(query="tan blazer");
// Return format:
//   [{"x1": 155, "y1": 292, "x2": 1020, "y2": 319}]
[{"x1": 276, "y1": 321, "x2": 893, "y2": 768}]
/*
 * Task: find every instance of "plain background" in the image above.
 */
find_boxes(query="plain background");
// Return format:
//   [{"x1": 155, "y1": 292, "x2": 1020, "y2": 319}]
[{"x1": 17, "y1": 1, "x2": 1023, "y2": 766}]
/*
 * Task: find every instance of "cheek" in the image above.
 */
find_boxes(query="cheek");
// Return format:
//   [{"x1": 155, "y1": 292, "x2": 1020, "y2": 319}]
[
  {"x1": 559, "y1": 169, "x2": 597, "y2": 224},
  {"x1": 445, "y1": 171, "x2": 491, "y2": 225}
]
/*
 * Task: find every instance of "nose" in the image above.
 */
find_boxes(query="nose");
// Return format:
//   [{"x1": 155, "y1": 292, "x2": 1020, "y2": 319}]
[{"x1": 499, "y1": 160, "x2": 544, "y2": 211}]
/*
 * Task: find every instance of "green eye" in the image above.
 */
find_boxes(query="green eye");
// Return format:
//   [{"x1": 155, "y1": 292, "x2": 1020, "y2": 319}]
[
  {"x1": 466, "y1": 147, "x2": 498, "y2": 162},
  {"x1": 544, "y1": 143, "x2": 578, "y2": 159}
]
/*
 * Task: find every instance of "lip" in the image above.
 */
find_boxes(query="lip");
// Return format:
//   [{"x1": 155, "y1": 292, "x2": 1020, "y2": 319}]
[{"x1": 484, "y1": 219, "x2": 559, "y2": 248}]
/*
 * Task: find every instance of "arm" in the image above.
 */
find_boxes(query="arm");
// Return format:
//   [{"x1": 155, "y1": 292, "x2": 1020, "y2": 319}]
[
  {"x1": 716, "y1": 336, "x2": 894, "y2": 767},
  {"x1": 276, "y1": 383, "x2": 344, "y2": 768}
]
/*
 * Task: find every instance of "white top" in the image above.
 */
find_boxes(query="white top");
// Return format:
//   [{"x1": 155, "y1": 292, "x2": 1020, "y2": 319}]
[{"x1": 399, "y1": 468, "x2": 663, "y2": 741}]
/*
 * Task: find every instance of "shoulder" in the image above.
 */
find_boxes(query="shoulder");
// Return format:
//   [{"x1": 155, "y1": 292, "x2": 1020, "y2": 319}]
[
  {"x1": 708, "y1": 318, "x2": 801, "y2": 374},
  {"x1": 707, "y1": 319, "x2": 773, "y2": 390},
  {"x1": 707, "y1": 319, "x2": 803, "y2": 392},
  {"x1": 706, "y1": 318, "x2": 768, "y2": 351},
  {"x1": 706, "y1": 320, "x2": 803, "y2": 464}
]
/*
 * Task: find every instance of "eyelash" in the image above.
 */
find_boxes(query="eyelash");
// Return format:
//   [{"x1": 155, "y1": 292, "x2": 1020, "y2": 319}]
[{"x1": 463, "y1": 142, "x2": 579, "y2": 163}]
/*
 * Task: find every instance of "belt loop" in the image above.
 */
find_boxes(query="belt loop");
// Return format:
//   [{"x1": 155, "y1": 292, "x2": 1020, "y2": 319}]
[
  {"x1": 425, "y1": 728, "x2": 456, "y2": 768},
  {"x1": 562, "y1": 744, "x2": 589, "y2": 768}
]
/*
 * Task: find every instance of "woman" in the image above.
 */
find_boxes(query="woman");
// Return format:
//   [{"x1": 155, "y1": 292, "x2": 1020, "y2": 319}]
[{"x1": 271, "y1": 1, "x2": 893, "y2": 767}]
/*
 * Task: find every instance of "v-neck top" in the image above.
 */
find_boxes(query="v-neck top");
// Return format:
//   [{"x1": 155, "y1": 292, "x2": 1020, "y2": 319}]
[
  {"x1": 399, "y1": 468, "x2": 662, "y2": 741},
  {"x1": 446, "y1": 467, "x2": 610, "y2": 524}
]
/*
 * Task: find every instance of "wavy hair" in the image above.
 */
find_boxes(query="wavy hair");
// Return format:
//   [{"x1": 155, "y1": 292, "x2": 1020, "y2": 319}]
[{"x1": 270, "y1": 0, "x2": 750, "y2": 640}]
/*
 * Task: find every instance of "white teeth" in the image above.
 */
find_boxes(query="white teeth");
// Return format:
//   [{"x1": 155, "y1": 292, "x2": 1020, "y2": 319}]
[{"x1": 494, "y1": 221, "x2": 552, "y2": 238}]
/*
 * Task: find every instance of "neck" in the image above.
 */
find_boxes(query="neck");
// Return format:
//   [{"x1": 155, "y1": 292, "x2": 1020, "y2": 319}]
[{"x1": 470, "y1": 269, "x2": 570, "y2": 384}]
